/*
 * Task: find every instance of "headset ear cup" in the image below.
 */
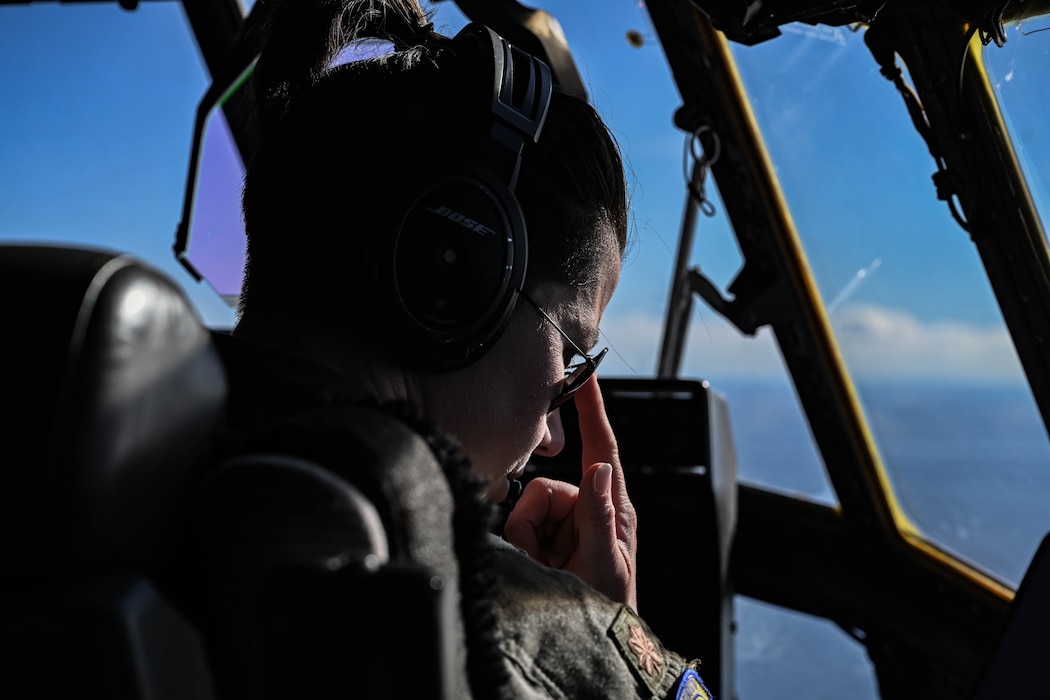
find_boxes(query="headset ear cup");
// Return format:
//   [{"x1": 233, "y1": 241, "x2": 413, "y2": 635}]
[
  {"x1": 373, "y1": 22, "x2": 550, "y2": 372},
  {"x1": 386, "y1": 172, "x2": 527, "y2": 370}
]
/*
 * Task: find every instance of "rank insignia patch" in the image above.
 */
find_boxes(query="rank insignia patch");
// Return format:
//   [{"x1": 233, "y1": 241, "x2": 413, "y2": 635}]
[
  {"x1": 610, "y1": 606, "x2": 666, "y2": 696},
  {"x1": 675, "y1": 669, "x2": 711, "y2": 700}
]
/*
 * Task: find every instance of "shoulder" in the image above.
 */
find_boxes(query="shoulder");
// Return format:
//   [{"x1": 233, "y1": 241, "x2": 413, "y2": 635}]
[{"x1": 487, "y1": 543, "x2": 712, "y2": 700}]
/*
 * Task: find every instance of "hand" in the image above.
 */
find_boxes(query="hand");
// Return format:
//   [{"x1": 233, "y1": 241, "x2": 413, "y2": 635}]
[{"x1": 503, "y1": 376, "x2": 638, "y2": 611}]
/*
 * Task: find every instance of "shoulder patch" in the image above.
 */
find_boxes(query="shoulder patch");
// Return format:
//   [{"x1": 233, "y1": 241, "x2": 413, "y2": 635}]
[
  {"x1": 609, "y1": 606, "x2": 668, "y2": 696},
  {"x1": 674, "y1": 668, "x2": 712, "y2": 700}
]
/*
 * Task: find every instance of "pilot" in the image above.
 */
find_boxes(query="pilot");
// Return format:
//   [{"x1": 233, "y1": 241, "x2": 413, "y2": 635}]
[{"x1": 216, "y1": 0, "x2": 713, "y2": 697}]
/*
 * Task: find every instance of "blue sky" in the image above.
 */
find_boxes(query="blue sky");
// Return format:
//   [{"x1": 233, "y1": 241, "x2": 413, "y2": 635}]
[
  {"x1": 2, "y1": 0, "x2": 1047, "y2": 385},
  {"x1": 0, "y1": 2, "x2": 219, "y2": 311}
]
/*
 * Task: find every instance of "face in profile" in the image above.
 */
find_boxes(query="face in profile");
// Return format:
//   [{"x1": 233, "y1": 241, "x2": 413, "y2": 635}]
[{"x1": 418, "y1": 237, "x2": 621, "y2": 502}]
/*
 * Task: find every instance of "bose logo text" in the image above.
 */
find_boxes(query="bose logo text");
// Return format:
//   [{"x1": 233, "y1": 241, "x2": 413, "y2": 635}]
[{"x1": 426, "y1": 206, "x2": 498, "y2": 236}]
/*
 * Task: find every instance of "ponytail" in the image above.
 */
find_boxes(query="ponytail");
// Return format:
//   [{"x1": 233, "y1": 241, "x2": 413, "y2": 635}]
[{"x1": 246, "y1": 0, "x2": 433, "y2": 133}]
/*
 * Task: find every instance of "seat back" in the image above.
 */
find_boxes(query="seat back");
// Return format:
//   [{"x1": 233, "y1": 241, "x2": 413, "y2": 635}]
[
  {"x1": 0, "y1": 244, "x2": 226, "y2": 698},
  {"x1": 192, "y1": 402, "x2": 470, "y2": 699},
  {"x1": 0, "y1": 244, "x2": 470, "y2": 698},
  {"x1": 971, "y1": 531, "x2": 1050, "y2": 699},
  {"x1": 194, "y1": 450, "x2": 462, "y2": 699}
]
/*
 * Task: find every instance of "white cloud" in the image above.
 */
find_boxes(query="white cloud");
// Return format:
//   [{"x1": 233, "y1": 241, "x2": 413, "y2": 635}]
[
  {"x1": 600, "y1": 304, "x2": 1026, "y2": 383},
  {"x1": 598, "y1": 309, "x2": 783, "y2": 380},
  {"x1": 831, "y1": 304, "x2": 1023, "y2": 382}
]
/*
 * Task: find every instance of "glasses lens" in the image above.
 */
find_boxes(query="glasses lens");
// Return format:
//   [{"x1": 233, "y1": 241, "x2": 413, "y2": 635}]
[{"x1": 549, "y1": 347, "x2": 608, "y2": 412}]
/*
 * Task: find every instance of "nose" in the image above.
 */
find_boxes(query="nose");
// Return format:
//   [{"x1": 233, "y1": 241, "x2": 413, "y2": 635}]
[{"x1": 533, "y1": 406, "x2": 566, "y2": 458}]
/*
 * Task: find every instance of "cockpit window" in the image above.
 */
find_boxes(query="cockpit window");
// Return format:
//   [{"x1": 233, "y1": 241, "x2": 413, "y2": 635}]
[
  {"x1": 682, "y1": 191, "x2": 834, "y2": 507},
  {"x1": 485, "y1": 1, "x2": 837, "y2": 506},
  {"x1": 0, "y1": 2, "x2": 236, "y2": 329},
  {"x1": 983, "y1": 12, "x2": 1050, "y2": 241},
  {"x1": 729, "y1": 21, "x2": 1050, "y2": 587}
]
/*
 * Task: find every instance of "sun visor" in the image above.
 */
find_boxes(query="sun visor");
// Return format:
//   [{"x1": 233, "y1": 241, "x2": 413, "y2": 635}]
[{"x1": 174, "y1": 61, "x2": 254, "y2": 307}]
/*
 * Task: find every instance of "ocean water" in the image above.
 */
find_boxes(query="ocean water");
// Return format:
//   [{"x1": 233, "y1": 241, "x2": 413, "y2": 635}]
[
  {"x1": 711, "y1": 379, "x2": 1050, "y2": 699},
  {"x1": 735, "y1": 596, "x2": 880, "y2": 699}
]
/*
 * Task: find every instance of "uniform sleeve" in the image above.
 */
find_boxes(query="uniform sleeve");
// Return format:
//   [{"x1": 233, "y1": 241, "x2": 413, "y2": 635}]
[{"x1": 487, "y1": 543, "x2": 714, "y2": 699}]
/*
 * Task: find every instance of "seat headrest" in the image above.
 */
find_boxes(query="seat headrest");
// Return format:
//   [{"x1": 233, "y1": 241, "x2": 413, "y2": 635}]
[{"x1": 0, "y1": 244, "x2": 227, "y2": 573}]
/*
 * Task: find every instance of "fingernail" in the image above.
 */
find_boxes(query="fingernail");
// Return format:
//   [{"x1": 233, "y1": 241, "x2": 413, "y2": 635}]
[{"x1": 594, "y1": 463, "x2": 612, "y2": 495}]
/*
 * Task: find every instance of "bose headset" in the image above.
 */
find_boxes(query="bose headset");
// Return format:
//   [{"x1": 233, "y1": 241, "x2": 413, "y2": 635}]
[{"x1": 380, "y1": 23, "x2": 552, "y2": 371}]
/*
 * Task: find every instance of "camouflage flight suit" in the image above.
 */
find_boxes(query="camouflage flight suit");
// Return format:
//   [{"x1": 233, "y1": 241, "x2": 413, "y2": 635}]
[{"x1": 489, "y1": 536, "x2": 713, "y2": 700}]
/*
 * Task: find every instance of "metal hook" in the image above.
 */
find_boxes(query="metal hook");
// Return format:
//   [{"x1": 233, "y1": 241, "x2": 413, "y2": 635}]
[
  {"x1": 683, "y1": 125, "x2": 721, "y2": 217},
  {"x1": 690, "y1": 124, "x2": 722, "y2": 168}
]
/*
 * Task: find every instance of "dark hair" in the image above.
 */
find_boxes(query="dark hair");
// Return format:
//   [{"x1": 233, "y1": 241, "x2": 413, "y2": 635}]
[{"x1": 239, "y1": 0, "x2": 628, "y2": 323}]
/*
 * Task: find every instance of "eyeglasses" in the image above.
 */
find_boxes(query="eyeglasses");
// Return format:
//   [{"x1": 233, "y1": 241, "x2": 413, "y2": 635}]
[{"x1": 519, "y1": 291, "x2": 609, "y2": 413}]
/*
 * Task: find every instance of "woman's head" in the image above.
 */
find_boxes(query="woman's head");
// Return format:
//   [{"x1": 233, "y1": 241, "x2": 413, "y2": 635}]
[
  {"x1": 237, "y1": 0, "x2": 628, "y2": 496},
  {"x1": 239, "y1": 0, "x2": 627, "y2": 326}
]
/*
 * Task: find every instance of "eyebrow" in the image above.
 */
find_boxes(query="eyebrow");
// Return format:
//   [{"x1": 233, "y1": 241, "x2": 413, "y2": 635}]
[
  {"x1": 581, "y1": 328, "x2": 601, "y2": 354},
  {"x1": 565, "y1": 318, "x2": 600, "y2": 355}
]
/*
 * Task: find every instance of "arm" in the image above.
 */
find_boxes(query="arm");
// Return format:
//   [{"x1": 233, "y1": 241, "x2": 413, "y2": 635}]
[{"x1": 503, "y1": 376, "x2": 638, "y2": 611}]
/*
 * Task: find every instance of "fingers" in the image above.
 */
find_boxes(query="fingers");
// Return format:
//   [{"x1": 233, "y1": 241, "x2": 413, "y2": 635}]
[
  {"x1": 503, "y1": 477, "x2": 579, "y2": 567},
  {"x1": 573, "y1": 377, "x2": 636, "y2": 556},
  {"x1": 575, "y1": 463, "x2": 615, "y2": 547},
  {"x1": 503, "y1": 378, "x2": 638, "y2": 610},
  {"x1": 574, "y1": 375, "x2": 618, "y2": 473},
  {"x1": 573, "y1": 462, "x2": 635, "y2": 608},
  {"x1": 506, "y1": 468, "x2": 637, "y2": 610}
]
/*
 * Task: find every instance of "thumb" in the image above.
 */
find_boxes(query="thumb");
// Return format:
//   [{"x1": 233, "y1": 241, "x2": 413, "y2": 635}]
[{"x1": 575, "y1": 462, "x2": 618, "y2": 554}]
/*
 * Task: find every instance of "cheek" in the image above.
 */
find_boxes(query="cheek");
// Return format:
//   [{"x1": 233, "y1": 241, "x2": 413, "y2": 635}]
[
  {"x1": 474, "y1": 347, "x2": 559, "y2": 470},
  {"x1": 495, "y1": 370, "x2": 552, "y2": 448},
  {"x1": 514, "y1": 341, "x2": 563, "y2": 417},
  {"x1": 488, "y1": 312, "x2": 562, "y2": 415},
  {"x1": 422, "y1": 312, "x2": 564, "y2": 484}
]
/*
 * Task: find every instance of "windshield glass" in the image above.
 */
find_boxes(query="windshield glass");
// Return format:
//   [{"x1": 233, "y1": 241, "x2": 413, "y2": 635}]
[
  {"x1": 479, "y1": 1, "x2": 836, "y2": 506},
  {"x1": 0, "y1": 1, "x2": 237, "y2": 329},
  {"x1": 983, "y1": 12, "x2": 1050, "y2": 237},
  {"x1": 729, "y1": 19, "x2": 1050, "y2": 588}
]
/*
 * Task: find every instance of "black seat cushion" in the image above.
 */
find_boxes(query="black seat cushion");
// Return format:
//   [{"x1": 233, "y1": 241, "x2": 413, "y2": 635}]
[{"x1": 0, "y1": 244, "x2": 227, "y2": 573}]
